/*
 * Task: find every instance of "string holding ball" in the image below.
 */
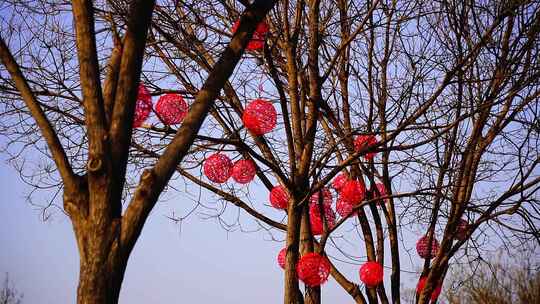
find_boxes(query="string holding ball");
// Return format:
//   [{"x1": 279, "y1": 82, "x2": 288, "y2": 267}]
[
  {"x1": 231, "y1": 159, "x2": 257, "y2": 184},
  {"x1": 231, "y1": 19, "x2": 269, "y2": 51},
  {"x1": 309, "y1": 187, "x2": 333, "y2": 207},
  {"x1": 296, "y1": 253, "x2": 331, "y2": 287},
  {"x1": 359, "y1": 261, "x2": 384, "y2": 287},
  {"x1": 332, "y1": 173, "x2": 350, "y2": 192},
  {"x1": 203, "y1": 153, "x2": 233, "y2": 184},
  {"x1": 416, "y1": 235, "x2": 440, "y2": 259},
  {"x1": 269, "y1": 185, "x2": 289, "y2": 209},
  {"x1": 416, "y1": 276, "x2": 443, "y2": 302},
  {"x1": 354, "y1": 135, "x2": 378, "y2": 160},
  {"x1": 339, "y1": 180, "x2": 366, "y2": 205},
  {"x1": 336, "y1": 196, "x2": 357, "y2": 218},
  {"x1": 455, "y1": 219, "x2": 470, "y2": 241},
  {"x1": 309, "y1": 203, "x2": 336, "y2": 235},
  {"x1": 242, "y1": 99, "x2": 277, "y2": 135},
  {"x1": 133, "y1": 84, "x2": 153, "y2": 128},
  {"x1": 155, "y1": 93, "x2": 188, "y2": 125},
  {"x1": 277, "y1": 248, "x2": 286, "y2": 269}
]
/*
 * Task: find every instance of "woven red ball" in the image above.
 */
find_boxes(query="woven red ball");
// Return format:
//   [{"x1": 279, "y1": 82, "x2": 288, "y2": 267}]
[
  {"x1": 416, "y1": 235, "x2": 440, "y2": 259},
  {"x1": 133, "y1": 84, "x2": 153, "y2": 127},
  {"x1": 339, "y1": 180, "x2": 366, "y2": 205},
  {"x1": 332, "y1": 173, "x2": 350, "y2": 191},
  {"x1": 155, "y1": 93, "x2": 188, "y2": 125},
  {"x1": 231, "y1": 159, "x2": 256, "y2": 184},
  {"x1": 336, "y1": 196, "x2": 356, "y2": 218},
  {"x1": 309, "y1": 203, "x2": 336, "y2": 235},
  {"x1": 354, "y1": 135, "x2": 378, "y2": 160},
  {"x1": 269, "y1": 185, "x2": 289, "y2": 209},
  {"x1": 296, "y1": 253, "x2": 331, "y2": 287},
  {"x1": 455, "y1": 219, "x2": 469, "y2": 241},
  {"x1": 309, "y1": 188, "x2": 333, "y2": 207},
  {"x1": 359, "y1": 261, "x2": 384, "y2": 287},
  {"x1": 416, "y1": 276, "x2": 443, "y2": 301},
  {"x1": 203, "y1": 153, "x2": 233, "y2": 183},
  {"x1": 373, "y1": 183, "x2": 388, "y2": 204},
  {"x1": 242, "y1": 99, "x2": 277, "y2": 135},
  {"x1": 277, "y1": 248, "x2": 286, "y2": 269},
  {"x1": 231, "y1": 19, "x2": 269, "y2": 51}
]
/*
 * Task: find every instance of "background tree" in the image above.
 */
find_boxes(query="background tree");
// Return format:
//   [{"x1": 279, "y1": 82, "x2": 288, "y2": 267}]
[
  {"x1": 1, "y1": 1, "x2": 539, "y2": 304},
  {"x1": 0, "y1": 274, "x2": 23, "y2": 304}
]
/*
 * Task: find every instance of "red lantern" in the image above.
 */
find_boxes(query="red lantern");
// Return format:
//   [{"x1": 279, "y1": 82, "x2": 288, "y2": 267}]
[
  {"x1": 203, "y1": 153, "x2": 233, "y2": 183},
  {"x1": 416, "y1": 235, "x2": 440, "y2": 259},
  {"x1": 155, "y1": 93, "x2": 188, "y2": 125},
  {"x1": 354, "y1": 135, "x2": 378, "y2": 160},
  {"x1": 336, "y1": 196, "x2": 356, "y2": 218},
  {"x1": 269, "y1": 185, "x2": 289, "y2": 209},
  {"x1": 231, "y1": 19, "x2": 269, "y2": 51},
  {"x1": 416, "y1": 276, "x2": 443, "y2": 302},
  {"x1": 133, "y1": 84, "x2": 153, "y2": 127},
  {"x1": 309, "y1": 203, "x2": 336, "y2": 235},
  {"x1": 296, "y1": 253, "x2": 331, "y2": 287},
  {"x1": 242, "y1": 99, "x2": 277, "y2": 135},
  {"x1": 455, "y1": 219, "x2": 469, "y2": 241},
  {"x1": 373, "y1": 183, "x2": 388, "y2": 204},
  {"x1": 332, "y1": 173, "x2": 349, "y2": 191},
  {"x1": 359, "y1": 261, "x2": 384, "y2": 287},
  {"x1": 309, "y1": 187, "x2": 333, "y2": 207},
  {"x1": 231, "y1": 159, "x2": 257, "y2": 184},
  {"x1": 277, "y1": 248, "x2": 286, "y2": 269},
  {"x1": 339, "y1": 180, "x2": 366, "y2": 205}
]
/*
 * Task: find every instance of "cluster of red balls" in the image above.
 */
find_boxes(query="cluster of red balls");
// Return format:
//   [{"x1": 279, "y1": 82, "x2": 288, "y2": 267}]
[
  {"x1": 133, "y1": 83, "x2": 189, "y2": 128},
  {"x1": 203, "y1": 153, "x2": 257, "y2": 184}
]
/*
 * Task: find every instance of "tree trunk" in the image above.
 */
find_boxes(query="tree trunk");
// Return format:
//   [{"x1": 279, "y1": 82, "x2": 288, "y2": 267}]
[{"x1": 77, "y1": 260, "x2": 124, "y2": 304}]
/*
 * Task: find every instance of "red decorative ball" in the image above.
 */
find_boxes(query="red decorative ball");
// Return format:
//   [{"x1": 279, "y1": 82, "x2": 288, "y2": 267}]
[
  {"x1": 416, "y1": 235, "x2": 440, "y2": 259},
  {"x1": 231, "y1": 19, "x2": 269, "y2": 51},
  {"x1": 339, "y1": 180, "x2": 366, "y2": 205},
  {"x1": 242, "y1": 99, "x2": 277, "y2": 135},
  {"x1": 133, "y1": 84, "x2": 153, "y2": 127},
  {"x1": 269, "y1": 185, "x2": 289, "y2": 209},
  {"x1": 373, "y1": 183, "x2": 388, "y2": 204},
  {"x1": 336, "y1": 196, "x2": 356, "y2": 218},
  {"x1": 296, "y1": 253, "x2": 331, "y2": 287},
  {"x1": 416, "y1": 276, "x2": 442, "y2": 302},
  {"x1": 332, "y1": 173, "x2": 350, "y2": 191},
  {"x1": 155, "y1": 93, "x2": 188, "y2": 125},
  {"x1": 203, "y1": 153, "x2": 233, "y2": 183},
  {"x1": 231, "y1": 159, "x2": 256, "y2": 184},
  {"x1": 354, "y1": 135, "x2": 378, "y2": 160},
  {"x1": 455, "y1": 219, "x2": 469, "y2": 241},
  {"x1": 309, "y1": 188, "x2": 333, "y2": 207},
  {"x1": 309, "y1": 203, "x2": 336, "y2": 235},
  {"x1": 277, "y1": 248, "x2": 286, "y2": 269},
  {"x1": 359, "y1": 261, "x2": 384, "y2": 287}
]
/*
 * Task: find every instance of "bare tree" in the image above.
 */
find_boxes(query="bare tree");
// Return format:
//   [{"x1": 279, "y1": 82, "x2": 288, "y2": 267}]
[{"x1": 0, "y1": 274, "x2": 23, "y2": 304}]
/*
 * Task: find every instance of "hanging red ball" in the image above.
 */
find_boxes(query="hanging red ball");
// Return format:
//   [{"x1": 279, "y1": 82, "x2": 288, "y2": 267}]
[
  {"x1": 309, "y1": 203, "x2": 336, "y2": 235},
  {"x1": 231, "y1": 19, "x2": 269, "y2": 51},
  {"x1": 354, "y1": 135, "x2": 378, "y2": 160},
  {"x1": 277, "y1": 248, "x2": 286, "y2": 269},
  {"x1": 203, "y1": 153, "x2": 233, "y2": 183},
  {"x1": 155, "y1": 93, "x2": 188, "y2": 125},
  {"x1": 309, "y1": 187, "x2": 333, "y2": 207},
  {"x1": 455, "y1": 219, "x2": 469, "y2": 241},
  {"x1": 332, "y1": 173, "x2": 350, "y2": 191},
  {"x1": 231, "y1": 159, "x2": 257, "y2": 184},
  {"x1": 339, "y1": 180, "x2": 366, "y2": 205},
  {"x1": 416, "y1": 276, "x2": 443, "y2": 302},
  {"x1": 269, "y1": 185, "x2": 289, "y2": 209},
  {"x1": 133, "y1": 84, "x2": 153, "y2": 128},
  {"x1": 296, "y1": 253, "x2": 331, "y2": 287},
  {"x1": 359, "y1": 261, "x2": 384, "y2": 287},
  {"x1": 416, "y1": 235, "x2": 440, "y2": 259},
  {"x1": 336, "y1": 196, "x2": 357, "y2": 218},
  {"x1": 242, "y1": 99, "x2": 277, "y2": 135}
]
